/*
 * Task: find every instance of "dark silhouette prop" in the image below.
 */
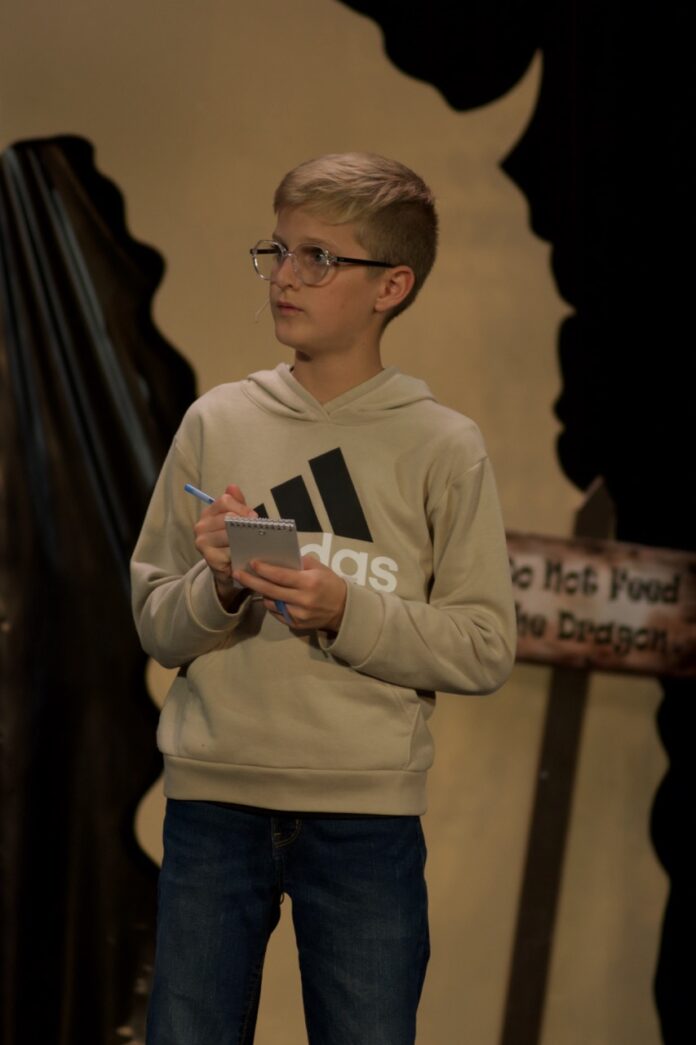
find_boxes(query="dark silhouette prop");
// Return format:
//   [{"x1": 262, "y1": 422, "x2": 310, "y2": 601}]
[
  {"x1": 0, "y1": 136, "x2": 196, "y2": 1045},
  {"x1": 339, "y1": 1, "x2": 695, "y2": 1041}
]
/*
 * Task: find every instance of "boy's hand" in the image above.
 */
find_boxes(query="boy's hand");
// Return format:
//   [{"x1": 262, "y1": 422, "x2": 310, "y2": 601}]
[
  {"x1": 234, "y1": 556, "x2": 347, "y2": 633},
  {"x1": 193, "y1": 484, "x2": 257, "y2": 608}
]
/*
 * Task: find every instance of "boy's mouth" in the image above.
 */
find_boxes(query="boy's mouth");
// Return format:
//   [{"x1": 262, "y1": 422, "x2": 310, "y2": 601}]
[{"x1": 275, "y1": 300, "x2": 302, "y2": 314}]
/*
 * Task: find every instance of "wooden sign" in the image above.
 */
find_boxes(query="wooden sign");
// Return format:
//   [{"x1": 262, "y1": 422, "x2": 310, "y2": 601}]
[{"x1": 507, "y1": 531, "x2": 696, "y2": 677}]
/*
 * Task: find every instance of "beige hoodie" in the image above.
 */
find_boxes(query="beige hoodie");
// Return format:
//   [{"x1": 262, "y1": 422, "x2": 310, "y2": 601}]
[{"x1": 130, "y1": 364, "x2": 516, "y2": 814}]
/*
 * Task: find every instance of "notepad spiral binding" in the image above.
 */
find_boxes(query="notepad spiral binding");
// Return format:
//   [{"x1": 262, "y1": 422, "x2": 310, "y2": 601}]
[{"x1": 224, "y1": 516, "x2": 296, "y2": 531}]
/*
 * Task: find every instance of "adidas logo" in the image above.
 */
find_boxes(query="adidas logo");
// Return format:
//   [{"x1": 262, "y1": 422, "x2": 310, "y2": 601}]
[
  {"x1": 299, "y1": 532, "x2": 399, "y2": 592},
  {"x1": 254, "y1": 447, "x2": 399, "y2": 593},
  {"x1": 254, "y1": 447, "x2": 372, "y2": 540}
]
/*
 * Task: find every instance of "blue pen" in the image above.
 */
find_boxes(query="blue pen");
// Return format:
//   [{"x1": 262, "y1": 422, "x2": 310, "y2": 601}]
[
  {"x1": 183, "y1": 483, "x2": 293, "y2": 625},
  {"x1": 184, "y1": 483, "x2": 215, "y2": 505}
]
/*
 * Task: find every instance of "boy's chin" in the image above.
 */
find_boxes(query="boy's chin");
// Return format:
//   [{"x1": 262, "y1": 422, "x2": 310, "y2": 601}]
[
  {"x1": 273, "y1": 325, "x2": 317, "y2": 355},
  {"x1": 273, "y1": 327, "x2": 301, "y2": 351}
]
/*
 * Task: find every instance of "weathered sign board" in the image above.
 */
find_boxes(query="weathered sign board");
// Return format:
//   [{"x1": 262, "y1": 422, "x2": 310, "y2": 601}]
[{"x1": 507, "y1": 531, "x2": 696, "y2": 677}]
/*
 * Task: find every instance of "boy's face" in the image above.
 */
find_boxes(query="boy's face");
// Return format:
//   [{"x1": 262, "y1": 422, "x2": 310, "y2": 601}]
[{"x1": 268, "y1": 207, "x2": 388, "y2": 361}]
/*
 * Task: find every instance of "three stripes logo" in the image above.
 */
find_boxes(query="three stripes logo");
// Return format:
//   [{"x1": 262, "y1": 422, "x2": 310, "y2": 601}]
[
  {"x1": 253, "y1": 448, "x2": 399, "y2": 592},
  {"x1": 253, "y1": 447, "x2": 372, "y2": 542}
]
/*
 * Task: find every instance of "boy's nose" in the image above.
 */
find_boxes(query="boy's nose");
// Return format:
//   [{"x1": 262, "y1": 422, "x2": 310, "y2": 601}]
[{"x1": 272, "y1": 253, "x2": 301, "y2": 287}]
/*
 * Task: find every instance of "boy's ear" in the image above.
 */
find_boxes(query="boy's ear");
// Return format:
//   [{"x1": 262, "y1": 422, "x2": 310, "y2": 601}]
[{"x1": 374, "y1": 266, "x2": 415, "y2": 315}]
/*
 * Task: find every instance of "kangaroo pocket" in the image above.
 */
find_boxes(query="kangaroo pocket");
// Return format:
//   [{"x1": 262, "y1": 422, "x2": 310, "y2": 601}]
[{"x1": 158, "y1": 659, "x2": 433, "y2": 773}]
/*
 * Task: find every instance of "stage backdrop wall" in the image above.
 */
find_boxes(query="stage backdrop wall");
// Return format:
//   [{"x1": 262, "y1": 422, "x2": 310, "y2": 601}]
[{"x1": 0, "y1": 2, "x2": 666, "y2": 1042}]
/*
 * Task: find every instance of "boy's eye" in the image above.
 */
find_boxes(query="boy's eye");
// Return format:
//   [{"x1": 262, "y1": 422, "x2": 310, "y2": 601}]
[{"x1": 299, "y1": 245, "x2": 329, "y2": 267}]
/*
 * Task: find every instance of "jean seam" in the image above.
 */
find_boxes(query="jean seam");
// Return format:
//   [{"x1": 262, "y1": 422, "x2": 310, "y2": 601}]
[
  {"x1": 271, "y1": 817, "x2": 303, "y2": 849},
  {"x1": 237, "y1": 948, "x2": 265, "y2": 1045}
]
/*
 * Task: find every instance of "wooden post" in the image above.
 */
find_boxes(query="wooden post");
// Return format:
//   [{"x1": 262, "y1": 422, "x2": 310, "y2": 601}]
[{"x1": 499, "y1": 479, "x2": 614, "y2": 1045}]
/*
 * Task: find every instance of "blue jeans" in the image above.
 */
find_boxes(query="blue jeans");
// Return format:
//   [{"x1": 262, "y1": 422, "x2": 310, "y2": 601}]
[{"x1": 146, "y1": 799, "x2": 430, "y2": 1045}]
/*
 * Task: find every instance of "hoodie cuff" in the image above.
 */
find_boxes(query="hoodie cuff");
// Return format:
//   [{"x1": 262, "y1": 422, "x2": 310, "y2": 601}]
[
  {"x1": 187, "y1": 562, "x2": 253, "y2": 633},
  {"x1": 318, "y1": 580, "x2": 385, "y2": 667}
]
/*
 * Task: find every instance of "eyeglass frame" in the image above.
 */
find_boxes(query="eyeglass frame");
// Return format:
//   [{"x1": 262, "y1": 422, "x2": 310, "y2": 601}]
[{"x1": 249, "y1": 239, "x2": 396, "y2": 285}]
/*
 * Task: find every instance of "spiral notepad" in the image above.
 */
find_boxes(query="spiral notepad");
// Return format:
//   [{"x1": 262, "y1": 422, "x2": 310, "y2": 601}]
[{"x1": 224, "y1": 515, "x2": 301, "y2": 575}]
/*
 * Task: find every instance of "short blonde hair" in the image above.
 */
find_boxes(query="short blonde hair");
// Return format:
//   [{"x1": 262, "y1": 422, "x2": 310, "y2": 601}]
[{"x1": 273, "y1": 152, "x2": 438, "y2": 319}]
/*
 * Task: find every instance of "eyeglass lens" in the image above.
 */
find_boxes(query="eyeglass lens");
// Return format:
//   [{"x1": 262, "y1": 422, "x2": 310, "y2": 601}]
[{"x1": 252, "y1": 241, "x2": 330, "y2": 285}]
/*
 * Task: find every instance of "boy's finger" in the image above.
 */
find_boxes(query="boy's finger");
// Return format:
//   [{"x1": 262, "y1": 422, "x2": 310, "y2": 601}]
[
  {"x1": 213, "y1": 484, "x2": 258, "y2": 519},
  {"x1": 225, "y1": 483, "x2": 246, "y2": 502},
  {"x1": 234, "y1": 567, "x2": 296, "y2": 601},
  {"x1": 248, "y1": 560, "x2": 302, "y2": 586},
  {"x1": 300, "y1": 554, "x2": 326, "y2": 571},
  {"x1": 220, "y1": 496, "x2": 258, "y2": 519}
]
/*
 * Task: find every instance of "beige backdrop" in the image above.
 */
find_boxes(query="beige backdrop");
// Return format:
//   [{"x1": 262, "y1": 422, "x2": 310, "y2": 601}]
[{"x1": 1, "y1": 2, "x2": 667, "y2": 1042}]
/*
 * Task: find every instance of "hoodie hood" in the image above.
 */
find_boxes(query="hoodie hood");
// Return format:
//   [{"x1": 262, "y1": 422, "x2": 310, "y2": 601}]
[{"x1": 242, "y1": 363, "x2": 436, "y2": 425}]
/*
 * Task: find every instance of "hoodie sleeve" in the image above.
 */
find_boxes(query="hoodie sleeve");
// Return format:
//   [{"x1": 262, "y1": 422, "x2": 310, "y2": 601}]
[
  {"x1": 130, "y1": 439, "x2": 253, "y2": 669},
  {"x1": 319, "y1": 456, "x2": 516, "y2": 694}
]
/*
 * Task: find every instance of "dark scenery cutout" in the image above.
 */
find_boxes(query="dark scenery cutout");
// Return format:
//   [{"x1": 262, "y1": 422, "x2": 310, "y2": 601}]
[
  {"x1": 2, "y1": 4, "x2": 693, "y2": 1042},
  {"x1": 338, "y1": 2, "x2": 695, "y2": 1042},
  {"x1": 0, "y1": 136, "x2": 196, "y2": 1045}
]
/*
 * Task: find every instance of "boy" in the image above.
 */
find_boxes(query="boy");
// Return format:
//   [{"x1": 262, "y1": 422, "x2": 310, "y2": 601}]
[{"x1": 131, "y1": 152, "x2": 516, "y2": 1045}]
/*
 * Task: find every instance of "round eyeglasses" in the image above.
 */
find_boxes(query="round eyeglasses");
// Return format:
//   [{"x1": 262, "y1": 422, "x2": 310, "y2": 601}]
[{"x1": 250, "y1": 239, "x2": 395, "y2": 286}]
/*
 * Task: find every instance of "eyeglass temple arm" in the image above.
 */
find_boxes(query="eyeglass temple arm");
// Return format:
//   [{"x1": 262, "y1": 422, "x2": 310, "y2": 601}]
[
  {"x1": 332, "y1": 256, "x2": 394, "y2": 268},
  {"x1": 249, "y1": 247, "x2": 393, "y2": 268}
]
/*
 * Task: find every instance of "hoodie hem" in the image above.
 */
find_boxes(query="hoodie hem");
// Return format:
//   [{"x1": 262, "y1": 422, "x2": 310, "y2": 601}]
[{"x1": 162, "y1": 755, "x2": 427, "y2": 815}]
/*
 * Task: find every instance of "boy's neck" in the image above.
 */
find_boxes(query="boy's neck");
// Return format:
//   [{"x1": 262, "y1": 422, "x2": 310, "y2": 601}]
[{"x1": 290, "y1": 349, "x2": 384, "y2": 405}]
